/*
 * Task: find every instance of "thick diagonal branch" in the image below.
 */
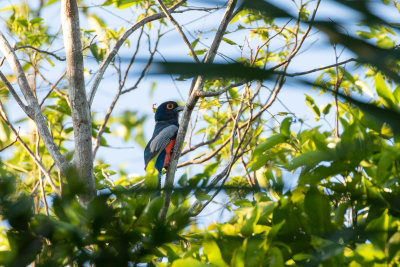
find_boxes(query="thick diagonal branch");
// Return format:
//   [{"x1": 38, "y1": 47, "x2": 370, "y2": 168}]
[
  {"x1": 0, "y1": 32, "x2": 70, "y2": 175},
  {"x1": 160, "y1": 0, "x2": 237, "y2": 220},
  {"x1": 61, "y1": 0, "x2": 96, "y2": 204},
  {"x1": 0, "y1": 101, "x2": 60, "y2": 195}
]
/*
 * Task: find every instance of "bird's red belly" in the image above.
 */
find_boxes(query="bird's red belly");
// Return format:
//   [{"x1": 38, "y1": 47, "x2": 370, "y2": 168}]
[{"x1": 163, "y1": 139, "x2": 175, "y2": 168}]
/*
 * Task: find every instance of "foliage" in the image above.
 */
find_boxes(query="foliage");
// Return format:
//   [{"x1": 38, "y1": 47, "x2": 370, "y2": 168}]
[{"x1": 0, "y1": 0, "x2": 400, "y2": 266}]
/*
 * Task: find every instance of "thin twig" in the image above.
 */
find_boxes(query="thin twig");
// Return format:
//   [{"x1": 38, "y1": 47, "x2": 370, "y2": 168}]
[
  {"x1": 121, "y1": 30, "x2": 161, "y2": 94},
  {"x1": 156, "y1": 0, "x2": 199, "y2": 63},
  {"x1": 39, "y1": 71, "x2": 66, "y2": 107},
  {"x1": 101, "y1": 169, "x2": 115, "y2": 186},
  {"x1": 15, "y1": 45, "x2": 66, "y2": 61},
  {"x1": 284, "y1": 58, "x2": 356, "y2": 77},
  {"x1": 88, "y1": 0, "x2": 187, "y2": 105},
  {"x1": 267, "y1": 0, "x2": 321, "y2": 72},
  {"x1": 35, "y1": 128, "x2": 49, "y2": 216},
  {"x1": 37, "y1": 71, "x2": 71, "y2": 107},
  {"x1": 181, "y1": 118, "x2": 231, "y2": 156},
  {"x1": 196, "y1": 81, "x2": 245, "y2": 97},
  {"x1": 0, "y1": 130, "x2": 18, "y2": 152}
]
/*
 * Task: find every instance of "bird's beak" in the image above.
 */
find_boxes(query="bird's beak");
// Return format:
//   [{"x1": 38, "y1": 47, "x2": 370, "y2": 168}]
[{"x1": 174, "y1": 105, "x2": 184, "y2": 112}]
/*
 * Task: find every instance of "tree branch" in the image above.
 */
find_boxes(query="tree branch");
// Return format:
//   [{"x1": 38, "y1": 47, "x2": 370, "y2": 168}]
[
  {"x1": 39, "y1": 71, "x2": 66, "y2": 107},
  {"x1": 35, "y1": 129, "x2": 50, "y2": 216},
  {"x1": 0, "y1": 101, "x2": 60, "y2": 195},
  {"x1": 61, "y1": 0, "x2": 96, "y2": 204},
  {"x1": 16, "y1": 45, "x2": 66, "y2": 61},
  {"x1": 0, "y1": 32, "x2": 70, "y2": 175},
  {"x1": 0, "y1": 132, "x2": 18, "y2": 152},
  {"x1": 267, "y1": 0, "x2": 321, "y2": 72},
  {"x1": 160, "y1": 0, "x2": 237, "y2": 220},
  {"x1": 284, "y1": 58, "x2": 356, "y2": 77},
  {"x1": 196, "y1": 81, "x2": 245, "y2": 97},
  {"x1": 181, "y1": 118, "x2": 231, "y2": 156},
  {"x1": 88, "y1": 0, "x2": 187, "y2": 106},
  {"x1": 156, "y1": 0, "x2": 199, "y2": 63},
  {"x1": 0, "y1": 71, "x2": 31, "y2": 116}
]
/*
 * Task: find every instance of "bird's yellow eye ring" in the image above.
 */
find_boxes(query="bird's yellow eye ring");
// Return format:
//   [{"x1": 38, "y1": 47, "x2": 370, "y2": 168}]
[{"x1": 166, "y1": 103, "x2": 174, "y2": 110}]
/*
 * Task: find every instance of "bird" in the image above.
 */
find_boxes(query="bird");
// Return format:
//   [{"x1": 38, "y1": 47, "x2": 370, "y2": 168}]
[{"x1": 144, "y1": 101, "x2": 183, "y2": 192}]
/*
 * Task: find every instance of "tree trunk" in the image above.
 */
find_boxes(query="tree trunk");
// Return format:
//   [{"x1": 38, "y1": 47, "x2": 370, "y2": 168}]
[{"x1": 61, "y1": 0, "x2": 96, "y2": 204}]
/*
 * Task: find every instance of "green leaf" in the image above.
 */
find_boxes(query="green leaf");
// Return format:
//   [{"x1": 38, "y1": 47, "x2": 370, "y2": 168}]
[
  {"x1": 194, "y1": 49, "x2": 207, "y2": 55},
  {"x1": 388, "y1": 232, "x2": 400, "y2": 262},
  {"x1": 355, "y1": 80, "x2": 374, "y2": 98},
  {"x1": 321, "y1": 103, "x2": 332, "y2": 115},
  {"x1": 305, "y1": 94, "x2": 320, "y2": 120},
  {"x1": 30, "y1": 18, "x2": 43, "y2": 25},
  {"x1": 195, "y1": 191, "x2": 211, "y2": 201},
  {"x1": 203, "y1": 240, "x2": 229, "y2": 267},
  {"x1": 365, "y1": 210, "x2": 389, "y2": 249},
  {"x1": 376, "y1": 150, "x2": 393, "y2": 186},
  {"x1": 241, "y1": 207, "x2": 260, "y2": 236},
  {"x1": 287, "y1": 150, "x2": 334, "y2": 171},
  {"x1": 279, "y1": 117, "x2": 292, "y2": 138},
  {"x1": 172, "y1": 258, "x2": 214, "y2": 267},
  {"x1": 191, "y1": 38, "x2": 199, "y2": 49},
  {"x1": 375, "y1": 72, "x2": 396, "y2": 106},
  {"x1": 268, "y1": 247, "x2": 284, "y2": 267},
  {"x1": 253, "y1": 134, "x2": 286, "y2": 156},
  {"x1": 355, "y1": 243, "x2": 385, "y2": 262},
  {"x1": 304, "y1": 187, "x2": 333, "y2": 234},
  {"x1": 377, "y1": 36, "x2": 395, "y2": 49},
  {"x1": 334, "y1": 91, "x2": 400, "y2": 135},
  {"x1": 222, "y1": 37, "x2": 237, "y2": 45}
]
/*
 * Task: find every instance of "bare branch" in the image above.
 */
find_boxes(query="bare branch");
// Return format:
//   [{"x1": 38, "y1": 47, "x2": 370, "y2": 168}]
[
  {"x1": 39, "y1": 71, "x2": 66, "y2": 107},
  {"x1": 0, "y1": 71, "x2": 31, "y2": 116},
  {"x1": 181, "y1": 118, "x2": 231, "y2": 156},
  {"x1": 93, "y1": 31, "x2": 160, "y2": 160},
  {"x1": 16, "y1": 45, "x2": 66, "y2": 61},
  {"x1": 178, "y1": 137, "x2": 231, "y2": 167},
  {"x1": 156, "y1": 0, "x2": 199, "y2": 63},
  {"x1": 0, "y1": 101, "x2": 60, "y2": 195},
  {"x1": 0, "y1": 131, "x2": 18, "y2": 152},
  {"x1": 267, "y1": 0, "x2": 321, "y2": 72},
  {"x1": 101, "y1": 169, "x2": 115, "y2": 186},
  {"x1": 121, "y1": 30, "x2": 161, "y2": 94},
  {"x1": 88, "y1": 0, "x2": 187, "y2": 106},
  {"x1": 196, "y1": 81, "x2": 245, "y2": 97},
  {"x1": 37, "y1": 70, "x2": 71, "y2": 107},
  {"x1": 35, "y1": 129, "x2": 49, "y2": 216},
  {"x1": 189, "y1": 99, "x2": 254, "y2": 216},
  {"x1": 0, "y1": 32, "x2": 70, "y2": 174},
  {"x1": 61, "y1": 0, "x2": 96, "y2": 204},
  {"x1": 92, "y1": 86, "x2": 122, "y2": 160},
  {"x1": 285, "y1": 58, "x2": 356, "y2": 77}
]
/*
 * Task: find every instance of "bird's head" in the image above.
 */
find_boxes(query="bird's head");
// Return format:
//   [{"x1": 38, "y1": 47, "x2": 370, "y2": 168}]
[{"x1": 154, "y1": 101, "x2": 184, "y2": 122}]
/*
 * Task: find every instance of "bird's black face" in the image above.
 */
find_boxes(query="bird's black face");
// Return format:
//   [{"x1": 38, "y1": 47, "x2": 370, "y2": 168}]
[{"x1": 154, "y1": 101, "x2": 183, "y2": 121}]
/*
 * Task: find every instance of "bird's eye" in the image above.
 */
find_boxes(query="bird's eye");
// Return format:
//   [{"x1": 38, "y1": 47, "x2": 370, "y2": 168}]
[{"x1": 166, "y1": 103, "x2": 174, "y2": 110}]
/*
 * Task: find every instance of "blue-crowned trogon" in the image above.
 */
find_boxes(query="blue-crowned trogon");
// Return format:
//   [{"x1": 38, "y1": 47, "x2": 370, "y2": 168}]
[{"x1": 144, "y1": 101, "x2": 183, "y2": 191}]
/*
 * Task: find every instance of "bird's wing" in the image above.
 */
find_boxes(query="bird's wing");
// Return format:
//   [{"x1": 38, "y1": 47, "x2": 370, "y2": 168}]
[
  {"x1": 144, "y1": 124, "x2": 178, "y2": 169},
  {"x1": 150, "y1": 124, "x2": 178, "y2": 153}
]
